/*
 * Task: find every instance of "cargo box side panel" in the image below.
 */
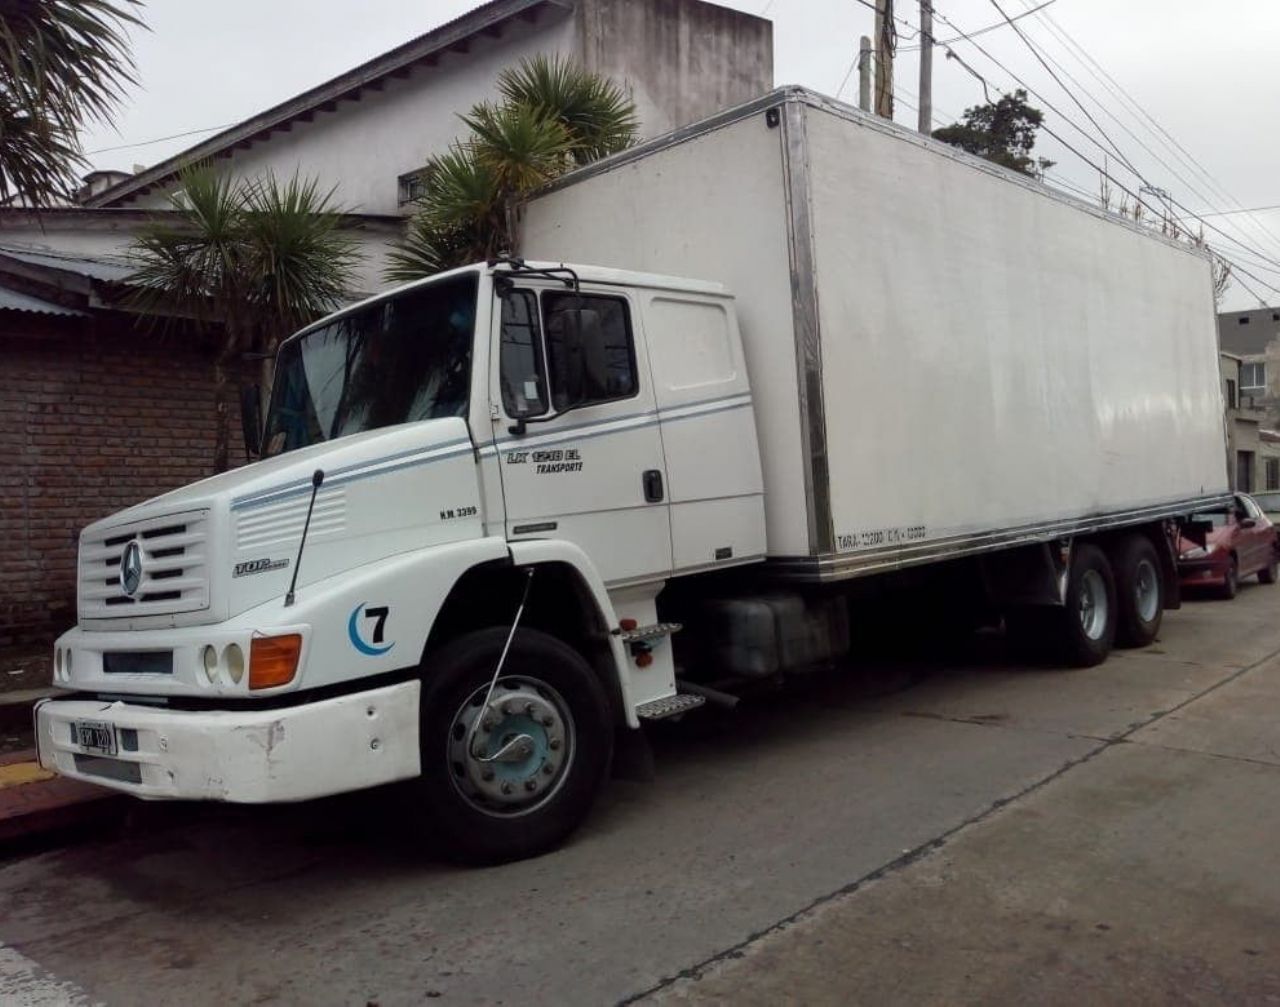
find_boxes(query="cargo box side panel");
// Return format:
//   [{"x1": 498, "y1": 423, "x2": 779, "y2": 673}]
[
  {"x1": 521, "y1": 112, "x2": 812, "y2": 555},
  {"x1": 804, "y1": 103, "x2": 1227, "y2": 573}
]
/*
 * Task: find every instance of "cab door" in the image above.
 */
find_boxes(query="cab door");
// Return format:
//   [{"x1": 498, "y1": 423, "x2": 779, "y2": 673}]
[{"x1": 489, "y1": 282, "x2": 673, "y2": 587}]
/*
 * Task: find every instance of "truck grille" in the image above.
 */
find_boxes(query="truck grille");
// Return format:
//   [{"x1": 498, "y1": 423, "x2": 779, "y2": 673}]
[{"x1": 79, "y1": 510, "x2": 211, "y2": 618}]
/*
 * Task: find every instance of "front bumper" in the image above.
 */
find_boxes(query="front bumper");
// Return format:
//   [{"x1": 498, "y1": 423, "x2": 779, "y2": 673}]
[{"x1": 35, "y1": 681, "x2": 421, "y2": 802}]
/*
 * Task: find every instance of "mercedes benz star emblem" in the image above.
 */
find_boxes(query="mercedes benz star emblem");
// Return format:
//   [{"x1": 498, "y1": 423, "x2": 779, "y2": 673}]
[{"x1": 119, "y1": 540, "x2": 144, "y2": 596}]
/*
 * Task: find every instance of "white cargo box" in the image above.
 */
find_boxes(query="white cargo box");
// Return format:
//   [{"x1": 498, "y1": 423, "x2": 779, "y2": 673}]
[{"x1": 520, "y1": 87, "x2": 1228, "y2": 580}]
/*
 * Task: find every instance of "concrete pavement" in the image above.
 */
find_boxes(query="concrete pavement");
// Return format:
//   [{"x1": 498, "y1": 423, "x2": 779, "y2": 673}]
[{"x1": 0, "y1": 583, "x2": 1278, "y2": 1004}]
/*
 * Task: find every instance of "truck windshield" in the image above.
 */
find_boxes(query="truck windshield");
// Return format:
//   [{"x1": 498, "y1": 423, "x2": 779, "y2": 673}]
[{"x1": 263, "y1": 274, "x2": 478, "y2": 456}]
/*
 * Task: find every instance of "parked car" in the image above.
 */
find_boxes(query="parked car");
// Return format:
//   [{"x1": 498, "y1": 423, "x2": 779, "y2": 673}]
[
  {"x1": 1178, "y1": 493, "x2": 1280, "y2": 598},
  {"x1": 1250, "y1": 490, "x2": 1280, "y2": 525}
]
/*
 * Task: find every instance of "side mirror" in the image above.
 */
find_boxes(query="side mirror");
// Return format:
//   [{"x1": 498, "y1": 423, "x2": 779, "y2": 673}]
[
  {"x1": 240, "y1": 384, "x2": 263, "y2": 458},
  {"x1": 1240, "y1": 517, "x2": 1257, "y2": 529}
]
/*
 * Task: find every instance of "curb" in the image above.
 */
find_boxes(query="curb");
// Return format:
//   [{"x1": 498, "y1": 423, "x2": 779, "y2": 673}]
[{"x1": 0, "y1": 750, "x2": 126, "y2": 852}]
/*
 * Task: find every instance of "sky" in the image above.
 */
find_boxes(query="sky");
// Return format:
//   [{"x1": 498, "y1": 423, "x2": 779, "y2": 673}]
[{"x1": 78, "y1": 0, "x2": 1280, "y2": 311}]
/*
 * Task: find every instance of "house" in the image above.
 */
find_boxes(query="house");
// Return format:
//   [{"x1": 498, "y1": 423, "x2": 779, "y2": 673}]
[
  {"x1": 82, "y1": 0, "x2": 773, "y2": 216},
  {"x1": 1218, "y1": 305, "x2": 1280, "y2": 426},
  {"x1": 1220, "y1": 351, "x2": 1280, "y2": 494},
  {"x1": 0, "y1": 0, "x2": 774, "y2": 647}
]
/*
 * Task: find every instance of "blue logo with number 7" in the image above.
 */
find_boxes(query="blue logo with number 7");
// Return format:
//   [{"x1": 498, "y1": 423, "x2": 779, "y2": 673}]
[{"x1": 348, "y1": 603, "x2": 394, "y2": 656}]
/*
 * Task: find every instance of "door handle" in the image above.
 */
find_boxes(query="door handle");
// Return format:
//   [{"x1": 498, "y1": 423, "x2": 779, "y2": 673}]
[{"x1": 643, "y1": 470, "x2": 664, "y2": 503}]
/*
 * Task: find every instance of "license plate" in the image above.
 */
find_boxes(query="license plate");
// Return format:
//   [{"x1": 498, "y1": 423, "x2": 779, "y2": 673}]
[{"x1": 74, "y1": 720, "x2": 116, "y2": 756}]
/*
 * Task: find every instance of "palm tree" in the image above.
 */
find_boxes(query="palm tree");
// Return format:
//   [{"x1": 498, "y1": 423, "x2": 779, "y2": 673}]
[
  {"x1": 386, "y1": 56, "x2": 637, "y2": 283},
  {"x1": 0, "y1": 0, "x2": 143, "y2": 205},
  {"x1": 129, "y1": 167, "x2": 360, "y2": 472}
]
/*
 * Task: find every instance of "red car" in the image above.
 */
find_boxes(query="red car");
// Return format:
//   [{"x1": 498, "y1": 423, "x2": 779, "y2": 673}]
[{"x1": 1178, "y1": 493, "x2": 1280, "y2": 598}]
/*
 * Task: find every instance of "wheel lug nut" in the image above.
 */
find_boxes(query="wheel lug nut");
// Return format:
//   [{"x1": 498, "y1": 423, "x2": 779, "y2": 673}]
[
  {"x1": 482, "y1": 769, "x2": 495, "y2": 782},
  {"x1": 525, "y1": 780, "x2": 537, "y2": 792},
  {"x1": 501, "y1": 782, "x2": 513, "y2": 795},
  {"x1": 503, "y1": 701, "x2": 515, "y2": 715},
  {"x1": 543, "y1": 764, "x2": 554, "y2": 776},
  {"x1": 481, "y1": 718, "x2": 494, "y2": 732},
  {"x1": 524, "y1": 702, "x2": 535, "y2": 716},
  {"x1": 541, "y1": 715, "x2": 554, "y2": 727},
  {"x1": 549, "y1": 738, "x2": 561, "y2": 751}
]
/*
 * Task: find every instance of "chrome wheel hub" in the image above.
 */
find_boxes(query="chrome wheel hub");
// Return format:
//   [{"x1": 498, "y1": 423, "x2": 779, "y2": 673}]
[
  {"x1": 1134, "y1": 558, "x2": 1160, "y2": 623},
  {"x1": 447, "y1": 677, "x2": 573, "y2": 816},
  {"x1": 1078, "y1": 568, "x2": 1109, "y2": 641}
]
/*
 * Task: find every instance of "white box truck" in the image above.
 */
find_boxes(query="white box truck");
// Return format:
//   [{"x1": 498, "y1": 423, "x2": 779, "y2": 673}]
[{"x1": 36, "y1": 88, "x2": 1228, "y2": 861}]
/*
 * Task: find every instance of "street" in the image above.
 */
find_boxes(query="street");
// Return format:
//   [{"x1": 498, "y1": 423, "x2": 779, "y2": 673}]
[{"x1": 2, "y1": 582, "x2": 1279, "y2": 1005}]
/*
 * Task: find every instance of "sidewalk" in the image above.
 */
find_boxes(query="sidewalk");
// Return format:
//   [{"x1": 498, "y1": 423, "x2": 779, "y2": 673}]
[
  {"x1": 0, "y1": 646, "x2": 56, "y2": 750},
  {"x1": 0, "y1": 648, "x2": 124, "y2": 850},
  {"x1": 649, "y1": 645, "x2": 1280, "y2": 1005},
  {"x1": 0, "y1": 748, "x2": 123, "y2": 849}
]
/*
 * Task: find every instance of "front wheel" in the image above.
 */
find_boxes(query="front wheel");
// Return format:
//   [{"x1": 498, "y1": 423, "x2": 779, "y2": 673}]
[
  {"x1": 410, "y1": 627, "x2": 613, "y2": 864},
  {"x1": 1221, "y1": 556, "x2": 1240, "y2": 600}
]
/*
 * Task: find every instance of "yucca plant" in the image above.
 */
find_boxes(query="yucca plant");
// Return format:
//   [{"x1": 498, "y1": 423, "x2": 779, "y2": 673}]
[
  {"x1": 130, "y1": 166, "x2": 360, "y2": 472},
  {"x1": 387, "y1": 55, "x2": 637, "y2": 282},
  {"x1": 0, "y1": 0, "x2": 144, "y2": 205},
  {"x1": 496, "y1": 54, "x2": 638, "y2": 166}
]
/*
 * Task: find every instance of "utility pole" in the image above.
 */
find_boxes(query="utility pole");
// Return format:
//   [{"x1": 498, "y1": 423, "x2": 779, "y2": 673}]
[
  {"x1": 874, "y1": 0, "x2": 894, "y2": 119},
  {"x1": 858, "y1": 35, "x2": 872, "y2": 113},
  {"x1": 918, "y1": 1, "x2": 933, "y2": 133}
]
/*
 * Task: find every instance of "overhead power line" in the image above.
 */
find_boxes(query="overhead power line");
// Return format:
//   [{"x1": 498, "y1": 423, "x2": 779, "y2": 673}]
[
  {"x1": 923, "y1": 2, "x2": 1280, "y2": 302},
  {"x1": 85, "y1": 122, "x2": 235, "y2": 156},
  {"x1": 1009, "y1": 0, "x2": 1280, "y2": 271},
  {"x1": 1018, "y1": 0, "x2": 1280, "y2": 261},
  {"x1": 898, "y1": 0, "x2": 1055, "y2": 51},
  {"x1": 1199, "y1": 204, "x2": 1280, "y2": 219}
]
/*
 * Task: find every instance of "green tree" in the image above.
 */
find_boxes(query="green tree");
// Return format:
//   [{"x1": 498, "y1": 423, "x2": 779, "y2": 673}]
[
  {"x1": 387, "y1": 55, "x2": 637, "y2": 282},
  {"x1": 129, "y1": 167, "x2": 360, "y2": 472},
  {"x1": 0, "y1": 0, "x2": 143, "y2": 205},
  {"x1": 932, "y1": 89, "x2": 1054, "y2": 178}
]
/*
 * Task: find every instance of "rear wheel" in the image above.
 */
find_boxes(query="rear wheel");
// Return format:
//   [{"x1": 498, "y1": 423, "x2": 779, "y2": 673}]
[
  {"x1": 1113, "y1": 535, "x2": 1163, "y2": 648},
  {"x1": 1221, "y1": 555, "x2": 1240, "y2": 600},
  {"x1": 410, "y1": 627, "x2": 613, "y2": 864},
  {"x1": 1053, "y1": 543, "x2": 1117, "y2": 667},
  {"x1": 1259, "y1": 556, "x2": 1277, "y2": 585}
]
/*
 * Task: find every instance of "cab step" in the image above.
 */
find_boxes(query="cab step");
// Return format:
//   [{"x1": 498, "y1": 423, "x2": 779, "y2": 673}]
[
  {"x1": 636, "y1": 693, "x2": 705, "y2": 721},
  {"x1": 617, "y1": 621, "x2": 682, "y2": 644}
]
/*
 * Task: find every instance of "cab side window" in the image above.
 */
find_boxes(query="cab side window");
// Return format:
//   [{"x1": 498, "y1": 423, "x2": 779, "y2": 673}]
[
  {"x1": 499, "y1": 289, "x2": 548, "y2": 417},
  {"x1": 543, "y1": 293, "x2": 638, "y2": 412}
]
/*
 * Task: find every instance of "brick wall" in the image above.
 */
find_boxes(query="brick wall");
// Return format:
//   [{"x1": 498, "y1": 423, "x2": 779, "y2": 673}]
[{"x1": 0, "y1": 312, "x2": 241, "y2": 647}]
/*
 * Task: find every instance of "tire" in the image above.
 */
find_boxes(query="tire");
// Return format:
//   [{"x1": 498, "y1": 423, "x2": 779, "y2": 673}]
[
  {"x1": 1259, "y1": 556, "x2": 1277, "y2": 585},
  {"x1": 1113, "y1": 534, "x2": 1164, "y2": 648},
  {"x1": 1050, "y1": 543, "x2": 1117, "y2": 667},
  {"x1": 1221, "y1": 555, "x2": 1239, "y2": 600},
  {"x1": 408, "y1": 627, "x2": 613, "y2": 864}
]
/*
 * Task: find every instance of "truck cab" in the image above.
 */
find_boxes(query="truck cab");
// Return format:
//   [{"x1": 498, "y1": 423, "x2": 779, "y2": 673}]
[{"x1": 36, "y1": 260, "x2": 764, "y2": 861}]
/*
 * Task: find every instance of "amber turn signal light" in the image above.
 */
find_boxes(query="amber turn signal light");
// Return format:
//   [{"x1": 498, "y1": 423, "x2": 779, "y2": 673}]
[{"x1": 249, "y1": 634, "x2": 302, "y2": 690}]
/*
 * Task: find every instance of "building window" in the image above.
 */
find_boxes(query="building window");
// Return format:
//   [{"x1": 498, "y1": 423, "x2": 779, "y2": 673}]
[
  {"x1": 1241, "y1": 362, "x2": 1266, "y2": 392},
  {"x1": 1226, "y1": 378, "x2": 1237, "y2": 409},
  {"x1": 1268, "y1": 458, "x2": 1280, "y2": 491},
  {"x1": 1239, "y1": 316, "x2": 1251, "y2": 324},
  {"x1": 1237, "y1": 451, "x2": 1255, "y2": 493},
  {"x1": 397, "y1": 169, "x2": 428, "y2": 206}
]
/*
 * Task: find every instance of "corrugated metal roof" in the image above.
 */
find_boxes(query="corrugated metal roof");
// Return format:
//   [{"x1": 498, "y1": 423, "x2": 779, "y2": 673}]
[
  {"x1": 0, "y1": 245, "x2": 136, "y2": 282},
  {"x1": 0, "y1": 288, "x2": 89, "y2": 317}
]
